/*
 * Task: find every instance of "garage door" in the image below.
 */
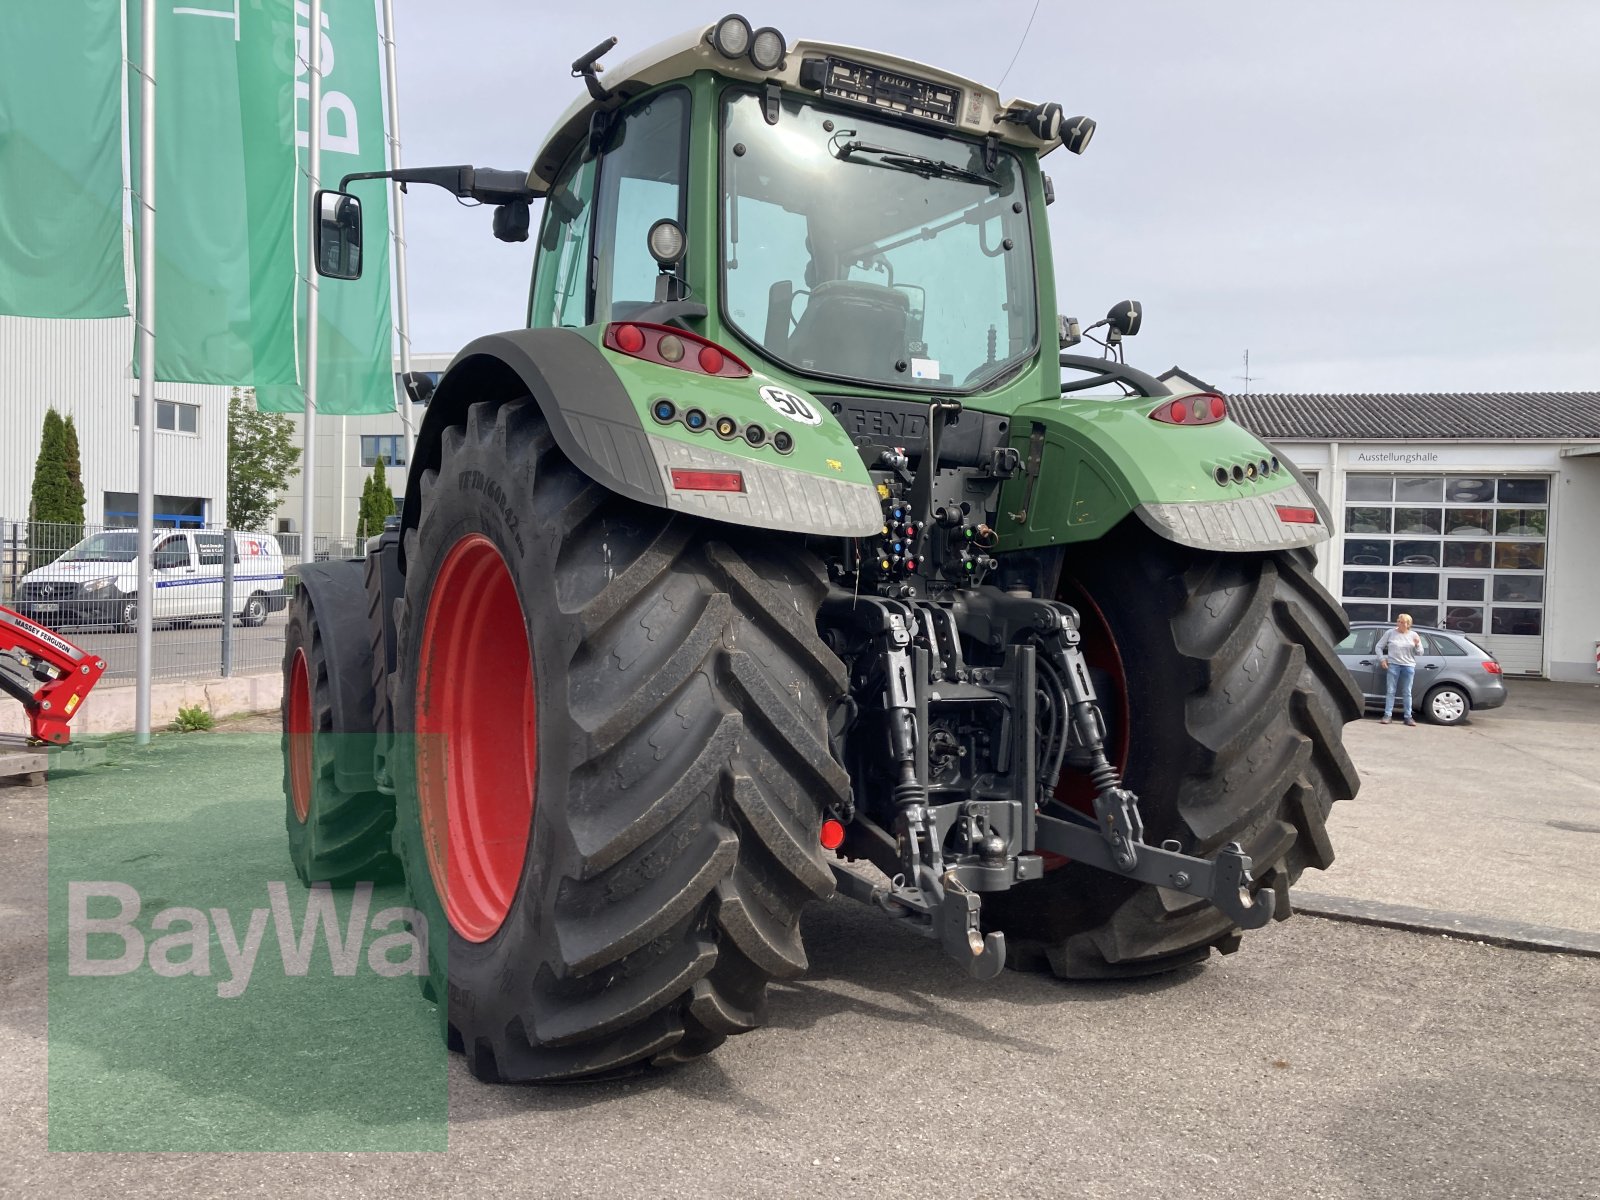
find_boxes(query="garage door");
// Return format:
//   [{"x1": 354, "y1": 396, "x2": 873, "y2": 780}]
[{"x1": 1339, "y1": 472, "x2": 1546, "y2": 676}]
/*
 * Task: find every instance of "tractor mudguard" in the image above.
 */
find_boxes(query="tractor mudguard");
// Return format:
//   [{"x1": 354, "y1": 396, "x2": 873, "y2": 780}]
[
  {"x1": 994, "y1": 393, "x2": 1330, "y2": 554},
  {"x1": 401, "y1": 328, "x2": 882, "y2": 553},
  {"x1": 291, "y1": 559, "x2": 378, "y2": 794}
]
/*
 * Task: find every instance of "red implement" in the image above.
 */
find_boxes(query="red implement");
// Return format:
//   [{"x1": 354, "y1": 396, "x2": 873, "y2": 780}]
[{"x1": 0, "y1": 605, "x2": 107, "y2": 746}]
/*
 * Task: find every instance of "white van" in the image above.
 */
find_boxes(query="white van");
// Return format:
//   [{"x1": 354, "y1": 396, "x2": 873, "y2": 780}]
[{"x1": 15, "y1": 530, "x2": 289, "y2": 631}]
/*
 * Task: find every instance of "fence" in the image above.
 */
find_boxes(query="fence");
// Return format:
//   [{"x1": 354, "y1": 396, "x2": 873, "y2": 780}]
[{"x1": 2, "y1": 517, "x2": 363, "y2": 684}]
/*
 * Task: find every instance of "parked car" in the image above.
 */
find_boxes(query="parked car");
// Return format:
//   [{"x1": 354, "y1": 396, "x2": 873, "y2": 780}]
[
  {"x1": 13, "y1": 530, "x2": 288, "y2": 631},
  {"x1": 1335, "y1": 621, "x2": 1506, "y2": 725}
]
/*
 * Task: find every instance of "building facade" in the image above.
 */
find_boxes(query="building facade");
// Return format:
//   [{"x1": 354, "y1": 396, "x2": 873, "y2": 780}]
[
  {"x1": 273, "y1": 352, "x2": 450, "y2": 550},
  {"x1": 0, "y1": 314, "x2": 231, "y2": 529},
  {"x1": 1167, "y1": 373, "x2": 1600, "y2": 683}
]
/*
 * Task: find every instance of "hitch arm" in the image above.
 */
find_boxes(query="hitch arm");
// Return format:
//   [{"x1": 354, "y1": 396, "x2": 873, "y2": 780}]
[{"x1": 1034, "y1": 810, "x2": 1275, "y2": 930}]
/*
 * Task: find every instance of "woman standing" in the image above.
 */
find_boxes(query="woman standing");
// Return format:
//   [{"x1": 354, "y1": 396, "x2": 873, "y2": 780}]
[{"x1": 1377, "y1": 613, "x2": 1424, "y2": 726}]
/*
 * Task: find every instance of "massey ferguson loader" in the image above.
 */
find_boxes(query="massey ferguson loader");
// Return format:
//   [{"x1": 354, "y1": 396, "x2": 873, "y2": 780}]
[{"x1": 285, "y1": 16, "x2": 1362, "y2": 1082}]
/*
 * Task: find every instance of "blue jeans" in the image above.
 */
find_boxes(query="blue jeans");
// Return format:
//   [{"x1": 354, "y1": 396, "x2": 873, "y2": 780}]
[{"x1": 1384, "y1": 663, "x2": 1415, "y2": 719}]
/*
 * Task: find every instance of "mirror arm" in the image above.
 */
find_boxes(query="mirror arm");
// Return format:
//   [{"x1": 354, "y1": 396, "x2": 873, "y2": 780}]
[{"x1": 336, "y1": 166, "x2": 544, "y2": 206}]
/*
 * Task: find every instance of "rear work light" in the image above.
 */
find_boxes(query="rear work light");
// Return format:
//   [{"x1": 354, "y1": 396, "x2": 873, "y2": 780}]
[
  {"x1": 1482, "y1": 660, "x2": 1503, "y2": 674},
  {"x1": 604, "y1": 322, "x2": 752, "y2": 378},
  {"x1": 1275, "y1": 505, "x2": 1319, "y2": 524},
  {"x1": 1150, "y1": 392, "x2": 1227, "y2": 426},
  {"x1": 670, "y1": 468, "x2": 745, "y2": 493}
]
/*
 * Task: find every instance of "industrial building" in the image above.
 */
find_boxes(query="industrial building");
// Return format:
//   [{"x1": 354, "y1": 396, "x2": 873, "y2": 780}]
[
  {"x1": 1165, "y1": 369, "x2": 1600, "y2": 682},
  {"x1": 0, "y1": 314, "x2": 231, "y2": 529}
]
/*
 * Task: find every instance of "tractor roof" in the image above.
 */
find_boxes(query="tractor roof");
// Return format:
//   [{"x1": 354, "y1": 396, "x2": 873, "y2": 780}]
[{"x1": 528, "y1": 20, "x2": 1064, "y2": 190}]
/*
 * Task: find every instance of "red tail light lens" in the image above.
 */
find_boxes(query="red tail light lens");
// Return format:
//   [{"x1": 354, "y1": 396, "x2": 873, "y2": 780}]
[
  {"x1": 1150, "y1": 392, "x2": 1226, "y2": 426},
  {"x1": 669, "y1": 468, "x2": 745, "y2": 493},
  {"x1": 1482, "y1": 660, "x2": 1503, "y2": 674},
  {"x1": 1275, "y1": 505, "x2": 1319, "y2": 524},
  {"x1": 604, "y1": 322, "x2": 751, "y2": 378}
]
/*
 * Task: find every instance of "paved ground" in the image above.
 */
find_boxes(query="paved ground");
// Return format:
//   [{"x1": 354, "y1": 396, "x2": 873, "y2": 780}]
[
  {"x1": 38, "y1": 612, "x2": 287, "y2": 682},
  {"x1": 1313, "y1": 680, "x2": 1600, "y2": 934},
  {"x1": 2, "y1": 683, "x2": 1597, "y2": 1197}
]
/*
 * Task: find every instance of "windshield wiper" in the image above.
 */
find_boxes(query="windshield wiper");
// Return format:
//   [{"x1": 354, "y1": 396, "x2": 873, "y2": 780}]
[{"x1": 834, "y1": 139, "x2": 997, "y2": 188}]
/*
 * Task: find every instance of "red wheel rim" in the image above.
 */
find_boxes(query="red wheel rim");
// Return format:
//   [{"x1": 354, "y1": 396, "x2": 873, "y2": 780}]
[
  {"x1": 287, "y1": 648, "x2": 313, "y2": 823},
  {"x1": 415, "y1": 534, "x2": 537, "y2": 943}
]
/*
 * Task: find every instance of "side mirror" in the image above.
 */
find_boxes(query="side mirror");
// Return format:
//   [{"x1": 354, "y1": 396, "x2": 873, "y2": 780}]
[
  {"x1": 1106, "y1": 299, "x2": 1142, "y2": 338},
  {"x1": 1058, "y1": 314, "x2": 1082, "y2": 348},
  {"x1": 313, "y1": 189, "x2": 363, "y2": 280}
]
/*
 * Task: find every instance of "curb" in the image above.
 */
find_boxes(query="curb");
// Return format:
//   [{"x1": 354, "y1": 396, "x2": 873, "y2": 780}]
[
  {"x1": 1294, "y1": 891, "x2": 1600, "y2": 958},
  {"x1": 0, "y1": 671, "x2": 282, "y2": 739}
]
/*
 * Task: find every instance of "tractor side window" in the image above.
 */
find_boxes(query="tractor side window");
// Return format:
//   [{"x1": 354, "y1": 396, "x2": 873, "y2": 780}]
[
  {"x1": 592, "y1": 88, "x2": 689, "y2": 321},
  {"x1": 530, "y1": 152, "x2": 598, "y2": 329}
]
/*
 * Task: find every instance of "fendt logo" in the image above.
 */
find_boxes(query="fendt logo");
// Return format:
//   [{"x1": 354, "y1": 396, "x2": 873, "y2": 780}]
[{"x1": 67, "y1": 881, "x2": 427, "y2": 999}]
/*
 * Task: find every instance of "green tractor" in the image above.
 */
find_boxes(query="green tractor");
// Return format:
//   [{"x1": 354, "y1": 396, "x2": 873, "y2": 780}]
[{"x1": 286, "y1": 16, "x2": 1361, "y2": 1083}]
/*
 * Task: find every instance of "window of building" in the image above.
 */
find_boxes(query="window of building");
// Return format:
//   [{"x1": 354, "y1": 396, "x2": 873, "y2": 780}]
[
  {"x1": 133, "y1": 398, "x2": 200, "y2": 433},
  {"x1": 103, "y1": 492, "x2": 207, "y2": 528},
  {"x1": 360, "y1": 435, "x2": 405, "y2": 467},
  {"x1": 1338, "y1": 473, "x2": 1547, "y2": 636}
]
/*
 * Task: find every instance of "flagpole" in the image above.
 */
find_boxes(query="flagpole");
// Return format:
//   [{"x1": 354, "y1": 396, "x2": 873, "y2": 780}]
[
  {"x1": 133, "y1": 0, "x2": 158, "y2": 744},
  {"x1": 301, "y1": 0, "x2": 323, "y2": 564},
  {"x1": 381, "y1": 0, "x2": 415, "y2": 468}
]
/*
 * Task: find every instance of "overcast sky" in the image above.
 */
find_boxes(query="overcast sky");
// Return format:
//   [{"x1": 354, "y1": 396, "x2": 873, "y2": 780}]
[{"x1": 390, "y1": 0, "x2": 1600, "y2": 395}]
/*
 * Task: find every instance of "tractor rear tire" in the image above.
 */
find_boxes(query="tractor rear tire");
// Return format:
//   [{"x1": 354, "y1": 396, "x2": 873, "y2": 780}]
[
  {"x1": 282, "y1": 584, "x2": 399, "y2": 886},
  {"x1": 389, "y1": 397, "x2": 847, "y2": 1082},
  {"x1": 983, "y1": 521, "x2": 1362, "y2": 978}
]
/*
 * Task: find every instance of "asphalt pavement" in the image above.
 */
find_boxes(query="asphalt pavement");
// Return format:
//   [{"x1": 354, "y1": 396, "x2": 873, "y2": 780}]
[
  {"x1": 32, "y1": 611, "x2": 288, "y2": 681},
  {"x1": 2, "y1": 683, "x2": 1597, "y2": 1197}
]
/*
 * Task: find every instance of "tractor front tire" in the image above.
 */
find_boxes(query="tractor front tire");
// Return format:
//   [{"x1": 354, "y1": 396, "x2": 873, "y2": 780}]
[
  {"x1": 390, "y1": 397, "x2": 847, "y2": 1082},
  {"x1": 984, "y1": 522, "x2": 1362, "y2": 978}
]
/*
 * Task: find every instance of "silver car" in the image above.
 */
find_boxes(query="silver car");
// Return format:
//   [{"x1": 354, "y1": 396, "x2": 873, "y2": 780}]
[{"x1": 1335, "y1": 622, "x2": 1508, "y2": 726}]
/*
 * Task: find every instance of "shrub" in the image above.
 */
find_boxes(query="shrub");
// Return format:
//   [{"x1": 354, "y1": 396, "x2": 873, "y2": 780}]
[{"x1": 169, "y1": 704, "x2": 215, "y2": 733}]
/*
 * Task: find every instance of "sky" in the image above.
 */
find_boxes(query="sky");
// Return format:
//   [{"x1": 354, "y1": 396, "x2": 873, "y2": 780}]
[{"x1": 390, "y1": 0, "x2": 1600, "y2": 395}]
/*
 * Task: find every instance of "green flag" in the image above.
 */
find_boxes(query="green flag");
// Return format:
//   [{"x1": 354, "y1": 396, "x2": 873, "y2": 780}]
[
  {"x1": 127, "y1": 0, "x2": 300, "y2": 387},
  {"x1": 0, "y1": 0, "x2": 127, "y2": 318},
  {"x1": 255, "y1": 0, "x2": 394, "y2": 415},
  {"x1": 128, "y1": 1, "x2": 394, "y2": 415}
]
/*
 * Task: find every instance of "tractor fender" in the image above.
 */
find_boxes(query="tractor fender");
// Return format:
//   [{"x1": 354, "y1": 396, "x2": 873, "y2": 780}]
[
  {"x1": 400, "y1": 328, "x2": 882, "y2": 562},
  {"x1": 996, "y1": 397, "x2": 1331, "y2": 554},
  {"x1": 401, "y1": 329, "x2": 666, "y2": 555},
  {"x1": 292, "y1": 558, "x2": 379, "y2": 793}
]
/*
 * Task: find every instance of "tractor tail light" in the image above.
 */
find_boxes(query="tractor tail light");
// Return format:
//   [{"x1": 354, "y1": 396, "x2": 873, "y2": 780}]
[
  {"x1": 1275, "y1": 505, "x2": 1319, "y2": 524},
  {"x1": 1482, "y1": 660, "x2": 1503, "y2": 674},
  {"x1": 604, "y1": 322, "x2": 751, "y2": 378},
  {"x1": 670, "y1": 468, "x2": 745, "y2": 493},
  {"x1": 1150, "y1": 392, "x2": 1226, "y2": 426}
]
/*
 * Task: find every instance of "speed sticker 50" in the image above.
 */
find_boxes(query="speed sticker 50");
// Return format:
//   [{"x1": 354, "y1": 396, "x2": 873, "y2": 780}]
[{"x1": 758, "y1": 385, "x2": 824, "y2": 427}]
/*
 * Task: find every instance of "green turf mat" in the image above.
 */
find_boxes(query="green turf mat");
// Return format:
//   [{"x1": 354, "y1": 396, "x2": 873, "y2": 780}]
[{"x1": 47, "y1": 733, "x2": 447, "y2": 1151}]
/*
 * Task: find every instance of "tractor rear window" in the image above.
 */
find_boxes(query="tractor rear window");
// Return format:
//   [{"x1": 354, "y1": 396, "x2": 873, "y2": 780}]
[{"x1": 720, "y1": 90, "x2": 1037, "y2": 393}]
